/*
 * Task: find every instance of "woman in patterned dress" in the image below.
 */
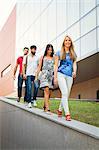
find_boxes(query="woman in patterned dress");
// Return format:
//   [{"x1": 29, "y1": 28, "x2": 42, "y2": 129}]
[{"x1": 36, "y1": 44, "x2": 54, "y2": 113}]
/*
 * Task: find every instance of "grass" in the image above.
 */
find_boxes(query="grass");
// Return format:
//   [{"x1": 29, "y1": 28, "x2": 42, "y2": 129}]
[
  {"x1": 36, "y1": 99, "x2": 99, "y2": 127},
  {"x1": 12, "y1": 98, "x2": 99, "y2": 127}
]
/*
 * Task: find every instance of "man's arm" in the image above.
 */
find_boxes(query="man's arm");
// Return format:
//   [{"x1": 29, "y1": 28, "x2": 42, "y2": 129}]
[
  {"x1": 22, "y1": 55, "x2": 27, "y2": 80},
  {"x1": 13, "y1": 62, "x2": 18, "y2": 80}
]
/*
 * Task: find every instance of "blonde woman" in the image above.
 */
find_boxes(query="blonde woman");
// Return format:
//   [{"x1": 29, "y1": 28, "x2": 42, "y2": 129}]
[{"x1": 54, "y1": 35, "x2": 77, "y2": 121}]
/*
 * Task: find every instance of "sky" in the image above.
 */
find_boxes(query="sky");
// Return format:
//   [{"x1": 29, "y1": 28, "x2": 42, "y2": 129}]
[{"x1": 0, "y1": 0, "x2": 16, "y2": 31}]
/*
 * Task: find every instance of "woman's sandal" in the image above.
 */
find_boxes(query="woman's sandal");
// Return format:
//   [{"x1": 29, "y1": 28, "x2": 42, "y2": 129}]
[
  {"x1": 43, "y1": 105, "x2": 46, "y2": 111},
  {"x1": 43, "y1": 104, "x2": 51, "y2": 113},
  {"x1": 57, "y1": 110, "x2": 62, "y2": 117},
  {"x1": 66, "y1": 114, "x2": 71, "y2": 121}
]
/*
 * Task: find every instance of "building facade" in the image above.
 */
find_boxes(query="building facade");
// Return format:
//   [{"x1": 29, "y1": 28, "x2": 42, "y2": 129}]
[
  {"x1": 0, "y1": 0, "x2": 99, "y2": 99},
  {"x1": 0, "y1": 6, "x2": 16, "y2": 96}
]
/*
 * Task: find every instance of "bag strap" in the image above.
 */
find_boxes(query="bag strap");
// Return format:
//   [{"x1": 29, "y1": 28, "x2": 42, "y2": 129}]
[
  {"x1": 41, "y1": 56, "x2": 44, "y2": 71},
  {"x1": 25, "y1": 56, "x2": 28, "y2": 73}
]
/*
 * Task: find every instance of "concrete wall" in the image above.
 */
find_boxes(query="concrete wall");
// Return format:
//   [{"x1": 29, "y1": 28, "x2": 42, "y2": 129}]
[
  {"x1": 0, "y1": 100, "x2": 99, "y2": 150},
  {"x1": 71, "y1": 77, "x2": 99, "y2": 100},
  {"x1": 0, "y1": 6, "x2": 16, "y2": 96},
  {"x1": 0, "y1": 103, "x2": 1, "y2": 150}
]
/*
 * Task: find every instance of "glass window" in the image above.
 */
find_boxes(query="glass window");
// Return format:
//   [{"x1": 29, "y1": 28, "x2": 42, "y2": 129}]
[
  {"x1": 56, "y1": 32, "x2": 66, "y2": 52},
  {"x1": 67, "y1": 22, "x2": 80, "y2": 41},
  {"x1": 17, "y1": 2, "x2": 35, "y2": 39},
  {"x1": 98, "y1": 27, "x2": 99, "y2": 50},
  {"x1": 26, "y1": 3, "x2": 36, "y2": 25},
  {"x1": 16, "y1": 11, "x2": 24, "y2": 38},
  {"x1": 41, "y1": 0, "x2": 52, "y2": 12},
  {"x1": 97, "y1": 0, "x2": 99, "y2": 5},
  {"x1": 80, "y1": 0, "x2": 96, "y2": 17},
  {"x1": 41, "y1": 0, "x2": 48, "y2": 12},
  {"x1": 31, "y1": 0, "x2": 40, "y2": 21},
  {"x1": 74, "y1": 40, "x2": 81, "y2": 60},
  {"x1": 41, "y1": 10, "x2": 48, "y2": 49},
  {"x1": 23, "y1": 4, "x2": 31, "y2": 31},
  {"x1": 33, "y1": 19, "x2": 41, "y2": 48},
  {"x1": 17, "y1": 1, "x2": 42, "y2": 51},
  {"x1": 28, "y1": 25, "x2": 35, "y2": 46},
  {"x1": 81, "y1": 9, "x2": 96, "y2": 36},
  {"x1": 97, "y1": 6, "x2": 99, "y2": 26},
  {"x1": 81, "y1": 29, "x2": 97, "y2": 58},
  {"x1": 51, "y1": 40, "x2": 57, "y2": 52},
  {"x1": 47, "y1": 0, "x2": 56, "y2": 42},
  {"x1": 37, "y1": 46, "x2": 45, "y2": 56},
  {"x1": 17, "y1": 3, "x2": 25, "y2": 17},
  {"x1": 56, "y1": 0, "x2": 67, "y2": 36},
  {"x1": 22, "y1": 33, "x2": 30, "y2": 49},
  {"x1": 66, "y1": 0, "x2": 79, "y2": 27},
  {"x1": 18, "y1": 1, "x2": 40, "y2": 31}
]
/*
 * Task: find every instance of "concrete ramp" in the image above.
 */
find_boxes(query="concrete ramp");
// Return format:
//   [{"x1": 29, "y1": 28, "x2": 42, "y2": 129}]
[{"x1": 0, "y1": 97, "x2": 99, "y2": 150}]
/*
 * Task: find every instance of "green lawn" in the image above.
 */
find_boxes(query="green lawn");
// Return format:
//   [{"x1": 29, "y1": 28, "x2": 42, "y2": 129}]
[
  {"x1": 36, "y1": 99, "x2": 99, "y2": 127},
  {"x1": 13, "y1": 98, "x2": 99, "y2": 127}
]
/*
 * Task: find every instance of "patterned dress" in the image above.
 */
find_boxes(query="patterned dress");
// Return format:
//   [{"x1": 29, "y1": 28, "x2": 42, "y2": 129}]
[{"x1": 39, "y1": 57, "x2": 54, "y2": 89}]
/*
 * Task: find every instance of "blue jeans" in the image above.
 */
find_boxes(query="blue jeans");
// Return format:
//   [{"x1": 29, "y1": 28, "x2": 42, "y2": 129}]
[
  {"x1": 18, "y1": 74, "x2": 23, "y2": 98},
  {"x1": 24, "y1": 80, "x2": 27, "y2": 102},
  {"x1": 33, "y1": 80, "x2": 39, "y2": 100},
  {"x1": 26, "y1": 75, "x2": 39, "y2": 103},
  {"x1": 18, "y1": 74, "x2": 27, "y2": 101}
]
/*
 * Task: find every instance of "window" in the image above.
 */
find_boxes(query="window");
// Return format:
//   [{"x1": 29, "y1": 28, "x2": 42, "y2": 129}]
[
  {"x1": 78, "y1": 94, "x2": 81, "y2": 99},
  {"x1": 34, "y1": 19, "x2": 41, "y2": 47},
  {"x1": 56, "y1": 0, "x2": 67, "y2": 36},
  {"x1": 97, "y1": 6, "x2": 99, "y2": 26},
  {"x1": 66, "y1": 0, "x2": 79, "y2": 27},
  {"x1": 1, "y1": 64, "x2": 11, "y2": 78},
  {"x1": 81, "y1": 29, "x2": 97, "y2": 58},
  {"x1": 31, "y1": 0, "x2": 40, "y2": 21},
  {"x1": 97, "y1": 0, "x2": 99, "y2": 5},
  {"x1": 47, "y1": 0, "x2": 56, "y2": 42},
  {"x1": 41, "y1": 10, "x2": 48, "y2": 48},
  {"x1": 56, "y1": 32, "x2": 66, "y2": 51},
  {"x1": 81, "y1": 9, "x2": 96, "y2": 36},
  {"x1": 41, "y1": 0, "x2": 52, "y2": 12},
  {"x1": 67, "y1": 22, "x2": 80, "y2": 41},
  {"x1": 74, "y1": 40, "x2": 81, "y2": 60},
  {"x1": 80, "y1": 0, "x2": 96, "y2": 17},
  {"x1": 96, "y1": 90, "x2": 99, "y2": 100}
]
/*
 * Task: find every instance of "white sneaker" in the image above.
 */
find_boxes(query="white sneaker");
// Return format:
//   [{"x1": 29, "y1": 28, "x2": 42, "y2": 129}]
[
  {"x1": 33, "y1": 100, "x2": 37, "y2": 107},
  {"x1": 27, "y1": 102, "x2": 32, "y2": 108},
  {"x1": 24, "y1": 102, "x2": 28, "y2": 106}
]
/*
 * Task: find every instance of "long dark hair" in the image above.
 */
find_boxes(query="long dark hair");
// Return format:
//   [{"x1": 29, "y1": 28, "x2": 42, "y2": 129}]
[{"x1": 44, "y1": 44, "x2": 54, "y2": 57}]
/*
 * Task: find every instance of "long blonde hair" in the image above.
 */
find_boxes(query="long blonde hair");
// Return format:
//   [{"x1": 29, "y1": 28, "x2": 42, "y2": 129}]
[{"x1": 60, "y1": 35, "x2": 77, "y2": 61}]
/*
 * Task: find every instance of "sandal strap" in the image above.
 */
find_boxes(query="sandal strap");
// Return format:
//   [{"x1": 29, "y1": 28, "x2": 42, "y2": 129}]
[
  {"x1": 58, "y1": 110, "x2": 62, "y2": 114},
  {"x1": 66, "y1": 114, "x2": 71, "y2": 121}
]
